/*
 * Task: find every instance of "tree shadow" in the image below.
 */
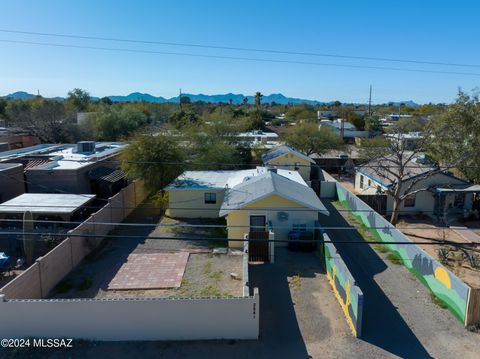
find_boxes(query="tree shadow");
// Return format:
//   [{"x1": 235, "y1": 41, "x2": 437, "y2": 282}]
[{"x1": 319, "y1": 201, "x2": 433, "y2": 358}]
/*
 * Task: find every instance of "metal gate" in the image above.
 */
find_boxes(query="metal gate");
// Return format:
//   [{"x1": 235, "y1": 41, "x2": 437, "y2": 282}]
[{"x1": 248, "y1": 231, "x2": 269, "y2": 262}]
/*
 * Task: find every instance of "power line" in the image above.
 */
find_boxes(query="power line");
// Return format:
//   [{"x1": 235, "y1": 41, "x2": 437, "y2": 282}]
[
  {"x1": 0, "y1": 203, "x2": 471, "y2": 215},
  {"x1": 2, "y1": 39, "x2": 480, "y2": 77},
  {"x1": 1, "y1": 28, "x2": 479, "y2": 69},
  {"x1": 8, "y1": 156, "x2": 480, "y2": 170},
  {"x1": 1, "y1": 230, "x2": 477, "y2": 247},
  {"x1": 1, "y1": 217, "x2": 476, "y2": 231}
]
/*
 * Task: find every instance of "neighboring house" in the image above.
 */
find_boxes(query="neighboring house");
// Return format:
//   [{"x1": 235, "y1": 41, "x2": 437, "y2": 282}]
[
  {"x1": 0, "y1": 126, "x2": 40, "y2": 151},
  {"x1": 0, "y1": 163, "x2": 25, "y2": 203},
  {"x1": 319, "y1": 119, "x2": 370, "y2": 141},
  {"x1": 0, "y1": 142, "x2": 128, "y2": 197},
  {"x1": 310, "y1": 146, "x2": 361, "y2": 174},
  {"x1": 165, "y1": 167, "x2": 329, "y2": 248},
  {"x1": 317, "y1": 110, "x2": 366, "y2": 120},
  {"x1": 261, "y1": 145, "x2": 315, "y2": 182},
  {"x1": 385, "y1": 132, "x2": 423, "y2": 151},
  {"x1": 388, "y1": 113, "x2": 413, "y2": 121},
  {"x1": 354, "y1": 155, "x2": 477, "y2": 220},
  {"x1": 236, "y1": 130, "x2": 280, "y2": 149}
]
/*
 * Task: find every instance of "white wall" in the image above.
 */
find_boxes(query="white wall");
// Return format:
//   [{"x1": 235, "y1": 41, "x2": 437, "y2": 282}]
[{"x1": 0, "y1": 294, "x2": 259, "y2": 341}]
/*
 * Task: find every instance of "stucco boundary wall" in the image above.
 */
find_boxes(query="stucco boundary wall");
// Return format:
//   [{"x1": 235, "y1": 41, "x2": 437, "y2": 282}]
[
  {"x1": 0, "y1": 293, "x2": 260, "y2": 341},
  {"x1": 0, "y1": 180, "x2": 150, "y2": 299},
  {"x1": 243, "y1": 240, "x2": 250, "y2": 297},
  {"x1": 320, "y1": 170, "x2": 474, "y2": 325},
  {"x1": 322, "y1": 236, "x2": 364, "y2": 337}
]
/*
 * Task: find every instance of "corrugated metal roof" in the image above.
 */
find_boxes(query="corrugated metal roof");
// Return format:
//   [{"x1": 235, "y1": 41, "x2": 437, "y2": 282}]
[
  {"x1": 219, "y1": 171, "x2": 329, "y2": 216},
  {"x1": 23, "y1": 159, "x2": 52, "y2": 170},
  {"x1": 0, "y1": 193, "x2": 95, "y2": 214},
  {"x1": 261, "y1": 145, "x2": 315, "y2": 164},
  {"x1": 88, "y1": 167, "x2": 125, "y2": 183}
]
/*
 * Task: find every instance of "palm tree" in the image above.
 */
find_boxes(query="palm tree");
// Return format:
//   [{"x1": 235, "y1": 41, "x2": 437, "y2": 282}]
[{"x1": 254, "y1": 92, "x2": 263, "y2": 109}]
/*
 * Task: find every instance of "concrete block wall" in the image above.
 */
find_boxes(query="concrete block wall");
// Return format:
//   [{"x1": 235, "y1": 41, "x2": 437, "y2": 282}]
[
  {"x1": 0, "y1": 180, "x2": 149, "y2": 299},
  {"x1": 0, "y1": 263, "x2": 42, "y2": 299},
  {"x1": 37, "y1": 239, "x2": 73, "y2": 296}
]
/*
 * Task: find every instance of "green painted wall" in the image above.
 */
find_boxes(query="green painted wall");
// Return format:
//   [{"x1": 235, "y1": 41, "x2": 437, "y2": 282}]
[
  {"x1": 335, "y1": 181, "x2": 470, "y2": 324},
  {"x1": 323, "y1": 239, "x2": 364, "y2": 337}
]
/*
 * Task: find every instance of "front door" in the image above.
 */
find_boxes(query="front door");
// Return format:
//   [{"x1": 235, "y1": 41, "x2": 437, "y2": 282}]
[
  {"x1": 249, "y1": 215, "x2": 269, "y2": 262},
  {"x1": 250, "y1": 215, "x2": 266, "y2": 232}
]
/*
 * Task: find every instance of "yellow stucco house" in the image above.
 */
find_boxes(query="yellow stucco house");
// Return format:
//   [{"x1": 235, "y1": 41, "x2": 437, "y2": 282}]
[
  {"x1": 165, "y1": 167, "x2": 329, "y2": 249},
  {"x1": 261, "y1": 145, "x2": 315, "y2": 182}
]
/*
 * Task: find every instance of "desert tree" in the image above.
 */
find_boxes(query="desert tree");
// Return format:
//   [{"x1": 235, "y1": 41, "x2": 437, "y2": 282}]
[{"x1": 360, "y1": 120, "x2": 439, "y2": 225}]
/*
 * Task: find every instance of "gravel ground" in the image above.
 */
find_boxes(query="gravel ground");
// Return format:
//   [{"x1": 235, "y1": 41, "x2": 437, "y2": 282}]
[{"x1": 319, "y1": 200, "x2": 480, "y2": 358}]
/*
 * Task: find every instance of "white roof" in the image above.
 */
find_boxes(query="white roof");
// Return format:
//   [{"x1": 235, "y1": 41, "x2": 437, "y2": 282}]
[
  {"x1": 219, "y1": 171, "x2": 329, "y2": 216},
  {"x1": 320, "y1": 119, "x2": 357, "y2": 130},
  {"x1": 32, "y1": 143, "x2": 127, "y2": 170},
  {"x1": 237, "y1": 131, "x2": 279, "y2": 139},
  {"x1": 0, "y1": 193, "x2": 95, "y2": 214},
  {"x1": 386, "y1": 132, "x2": 423, "y2": 140},
  {"x1": 0, "y1": 143, "x2": 128, "y2": 171},
  {"x1": 166, "y1": 167, "x2": 306, "y2": 190}
]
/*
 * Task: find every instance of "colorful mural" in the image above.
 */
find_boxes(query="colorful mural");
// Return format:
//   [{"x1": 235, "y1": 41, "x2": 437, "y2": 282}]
[
  {"x1": 334, "y1": 180, "x2": 470, "y2": 324},
  {"x1": 323, "y1": 238, "x2": 364, "y2": 337}
]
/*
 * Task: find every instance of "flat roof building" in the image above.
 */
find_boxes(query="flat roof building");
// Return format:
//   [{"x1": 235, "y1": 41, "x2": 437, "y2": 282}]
[{"x1": 0, "y1": 142, "x2": 128, "y2": 197}]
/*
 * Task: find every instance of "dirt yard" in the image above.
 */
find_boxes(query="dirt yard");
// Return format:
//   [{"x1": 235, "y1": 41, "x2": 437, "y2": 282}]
[
  {"x1": 48, "y1": 209, "x2": 243, "y2": 299},
  {"x1": 398, "y1": 217, "x2": 480, "y2": 288}
]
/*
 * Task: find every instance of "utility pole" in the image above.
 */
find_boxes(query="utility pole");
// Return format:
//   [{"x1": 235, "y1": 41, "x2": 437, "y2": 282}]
[{"x1": 368, "y1": 85, "x2": 372, "y2": 118}]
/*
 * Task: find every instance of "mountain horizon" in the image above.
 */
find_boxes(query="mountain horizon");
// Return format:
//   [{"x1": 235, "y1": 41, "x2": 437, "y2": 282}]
[{"x1": 3, "y1": 91, "x2": 419, "y2": 107}]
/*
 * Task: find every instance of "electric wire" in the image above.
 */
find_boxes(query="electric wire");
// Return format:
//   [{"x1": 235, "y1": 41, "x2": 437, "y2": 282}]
[{"x1": 1, "y1": 28, "x2": 479, "y2": 69}]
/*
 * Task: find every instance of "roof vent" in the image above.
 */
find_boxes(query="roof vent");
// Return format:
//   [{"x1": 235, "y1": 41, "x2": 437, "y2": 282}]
[{"x1": 77, "y1": 141, "x2": 96, "y2": 154}]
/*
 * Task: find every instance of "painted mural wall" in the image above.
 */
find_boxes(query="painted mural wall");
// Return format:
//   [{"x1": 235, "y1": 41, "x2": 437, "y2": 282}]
[
  {"x1": 323, "y1": 237, "x2": 364, "y2": 337},
  {"x1": 333, "y1": 178, "x2": 470, "y2": 324}
]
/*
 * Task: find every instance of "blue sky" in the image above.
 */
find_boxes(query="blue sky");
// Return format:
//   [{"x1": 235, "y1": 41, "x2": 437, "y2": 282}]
[{"x1": 0, "y1": 0, "x2": 479, "y2": 104}]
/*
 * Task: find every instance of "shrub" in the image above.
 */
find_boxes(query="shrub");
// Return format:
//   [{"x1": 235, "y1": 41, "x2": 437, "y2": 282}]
[
  {"x1": 437, "y1": 247, "x2": 450, "y2": 265},
  {"x1": 387, "y1": 252, "x2": 403, "y2": 265},
  {"x1": 465, "y1": 253, "x2": 480, "y2": 269}
]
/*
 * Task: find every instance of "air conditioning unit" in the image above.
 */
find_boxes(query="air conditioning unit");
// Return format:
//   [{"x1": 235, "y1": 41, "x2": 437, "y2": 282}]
[{"x1": 77, "y1": 141, "x2": 96, "y2": 154}]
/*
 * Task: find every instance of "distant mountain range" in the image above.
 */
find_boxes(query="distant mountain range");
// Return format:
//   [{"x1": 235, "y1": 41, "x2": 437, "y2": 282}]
[{"x1": 3, "y1": 91, "x2": 418, "y2": 106}]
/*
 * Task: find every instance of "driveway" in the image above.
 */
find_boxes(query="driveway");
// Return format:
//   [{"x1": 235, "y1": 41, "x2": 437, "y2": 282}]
[{"x1": 318, "y1": 200, "x2": 480, "y2": 358}]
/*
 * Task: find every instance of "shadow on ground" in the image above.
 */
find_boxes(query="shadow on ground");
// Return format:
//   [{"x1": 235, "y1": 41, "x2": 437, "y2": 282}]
[{"x1": 319, "y1": 201, "x2": 433, "y2": 358}]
